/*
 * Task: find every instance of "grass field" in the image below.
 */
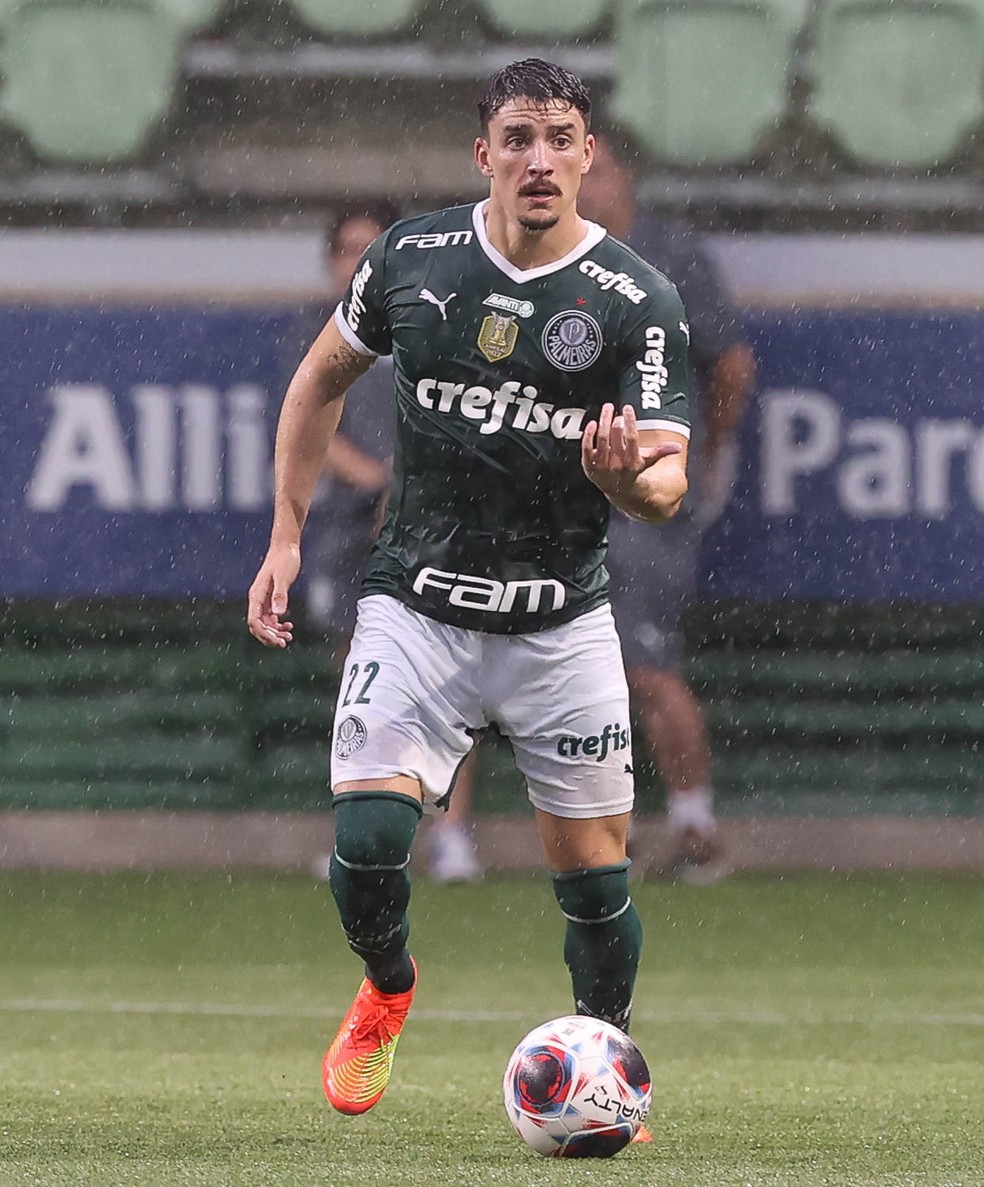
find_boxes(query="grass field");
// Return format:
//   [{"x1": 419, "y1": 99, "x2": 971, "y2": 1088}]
[{"x1": 1, "y1": 869, "x2": 983, "y2": 1186}]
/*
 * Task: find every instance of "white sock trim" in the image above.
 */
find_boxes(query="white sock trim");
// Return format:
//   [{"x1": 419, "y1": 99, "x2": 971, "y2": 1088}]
[
  {"x1": 332, "y1": 848, "x2": 411, "y2": 872},
  {"x1": 560, "y1": 896, "x2": 632, "y2": 926}
]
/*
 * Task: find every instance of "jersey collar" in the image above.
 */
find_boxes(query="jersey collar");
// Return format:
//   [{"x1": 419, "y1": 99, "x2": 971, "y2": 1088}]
[{"x1": 471, "y1": 200, "x2": 607, "y2": 284}]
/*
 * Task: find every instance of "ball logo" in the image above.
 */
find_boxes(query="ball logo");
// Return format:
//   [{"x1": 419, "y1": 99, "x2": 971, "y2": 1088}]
[
  {"x1": 541, "y1": 311, "x2": 603, "y2": 372},
  {"x1": 334, "y1": 715, "x2": 368, "y2": 758}
]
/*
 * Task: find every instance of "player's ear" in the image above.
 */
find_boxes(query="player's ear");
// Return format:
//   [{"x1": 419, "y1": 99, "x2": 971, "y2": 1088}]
[
  {"x1": 475, "y1": 137, "x2": 494, "y2": 179},
  {"x1": 582, "y1": 133, "x2": 595, "y2": 175}
]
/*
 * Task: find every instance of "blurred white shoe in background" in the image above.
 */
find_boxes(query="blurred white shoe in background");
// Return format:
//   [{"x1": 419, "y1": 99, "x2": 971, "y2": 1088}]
[{"x1": 428, "y1": 823, "x2": 484, "y2": 884}]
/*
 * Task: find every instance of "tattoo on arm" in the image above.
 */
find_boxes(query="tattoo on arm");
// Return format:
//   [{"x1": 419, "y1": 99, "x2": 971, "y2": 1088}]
[
  {"x1": 295, "y1": 327, "x2": 374, "y2": 406},
  {"x1": 327, "y1": 338, "x2": 372, "y2": 383}
]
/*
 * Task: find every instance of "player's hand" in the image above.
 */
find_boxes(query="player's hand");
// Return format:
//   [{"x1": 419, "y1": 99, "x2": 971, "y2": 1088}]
[
  {"x1": 247, "y1": 541, "x2": 300, "y2": 648},
  {"x1": 581, "y1": 403, "x2": 682, "y2": 498}
]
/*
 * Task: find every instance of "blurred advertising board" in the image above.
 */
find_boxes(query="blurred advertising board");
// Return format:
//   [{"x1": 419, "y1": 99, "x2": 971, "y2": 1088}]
[
  {"x1": 2, "y1": 302, "x2": 982, "y2": 602},
  {"x1": 1, "y1": 306, "x2": 301, "y2": 597},
  {"x1": 703, "y1": 309, "x2": 984, "y2": 602}
]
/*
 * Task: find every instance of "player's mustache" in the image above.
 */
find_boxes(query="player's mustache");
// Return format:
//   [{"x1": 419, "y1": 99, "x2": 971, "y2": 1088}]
[{"x1": 519, "y1": 182, "x2": 561, "y2": 196}]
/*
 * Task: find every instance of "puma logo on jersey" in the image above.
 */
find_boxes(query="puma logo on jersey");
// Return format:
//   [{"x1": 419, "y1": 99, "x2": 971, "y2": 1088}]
[{"x1": 419, "y1": 289, "x2": 457, "y2": 320}]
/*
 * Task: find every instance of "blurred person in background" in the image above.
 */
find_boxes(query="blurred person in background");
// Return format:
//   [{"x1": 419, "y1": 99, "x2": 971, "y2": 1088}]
[
  {"x1": 577, "y1": 127, "x2": 756, "y2": 883},
  {"x1": 305, "y1": 201, "x2": 484, "y2": 885},
  {"x1": 304, "y1": 201, "x2": 400, "y2": 661}
]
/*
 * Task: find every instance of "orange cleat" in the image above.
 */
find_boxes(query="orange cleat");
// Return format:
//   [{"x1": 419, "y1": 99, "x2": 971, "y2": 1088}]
[
  {"x1": 322, "y1": 960, "x2": 417, "y2": 1115},
  {"x1": 631, "y1": 1123, "x2": 653, "y2": 1144}
]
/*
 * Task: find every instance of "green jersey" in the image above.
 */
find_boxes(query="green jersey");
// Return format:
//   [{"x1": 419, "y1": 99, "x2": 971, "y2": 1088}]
[{"x1": 334, "y1": 201, "x2": 692, "y2": 634}]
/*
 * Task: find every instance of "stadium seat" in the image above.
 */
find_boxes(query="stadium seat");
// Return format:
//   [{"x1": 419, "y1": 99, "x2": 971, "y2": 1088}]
[
  {"x1": 610, "y1": 0, "x2": 810, "y2": 165},
  {"x1": 807, "y1": 0, "x2": 984, "y2": 167},
  {"x1": 0, "y1": 0, "x2": 182, "y2": 163},
  {"x1": 474, "y1": 0, "x2": 610, "y2": 39},
  {"x1": 0, "y1": 0, "x2": 22, "y2": 31},
  {"x1": 288, "y1": 0, "x2": 419, "y2": 36},
  {"x1": 152, "y1": 0, "x2": 226, "y2": 33}
]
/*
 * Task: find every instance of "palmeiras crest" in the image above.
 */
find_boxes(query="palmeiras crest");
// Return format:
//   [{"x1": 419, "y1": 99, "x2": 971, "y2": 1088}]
[
  {"x1": 541, "y1": 310, "x2": 603, "y2": 371},
  {"x1": 477, "y1": 311, "x2": 519, "y2": 362},
  {"x1": 335, "y1": 715, "x2": 368, "y2": 758}
]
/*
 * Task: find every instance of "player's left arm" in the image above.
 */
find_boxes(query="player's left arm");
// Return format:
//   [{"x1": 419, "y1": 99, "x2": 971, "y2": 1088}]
[
  {"x1": 582, "y1": 405, "x2": 688, "y2": 523},
  {"x1": 582, "y1": 280, "x2": 692, "y2": 522}
]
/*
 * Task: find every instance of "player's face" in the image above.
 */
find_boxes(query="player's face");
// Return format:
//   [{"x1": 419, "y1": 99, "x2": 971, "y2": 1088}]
[{"x1": 476, "y1": 98, "x2": 593, "y2": 233}]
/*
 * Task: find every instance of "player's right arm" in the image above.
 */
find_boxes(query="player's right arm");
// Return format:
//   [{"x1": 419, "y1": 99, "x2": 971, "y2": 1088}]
[{"x1": 247, "y1": 318, "x2": 373, "y2": 648}]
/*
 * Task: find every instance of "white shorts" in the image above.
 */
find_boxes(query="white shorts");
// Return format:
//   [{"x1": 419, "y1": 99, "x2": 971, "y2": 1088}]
[{"x1": 329, "y1": 594, "x2": 634, "y2": 820}]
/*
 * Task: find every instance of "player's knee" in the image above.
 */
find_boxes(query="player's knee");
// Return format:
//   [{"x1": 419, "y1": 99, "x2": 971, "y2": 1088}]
[
  {"x1": 332, "y1": 792, "x2": 422, "y2": 870},
  {"x1": 550, "y1": 861, "x2": 632, "y2": 925}
]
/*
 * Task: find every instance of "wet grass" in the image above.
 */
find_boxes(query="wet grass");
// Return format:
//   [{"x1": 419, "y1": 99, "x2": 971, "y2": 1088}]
[{"x1": 1, "y1": 870, "x2": 983, "y2": 1186}]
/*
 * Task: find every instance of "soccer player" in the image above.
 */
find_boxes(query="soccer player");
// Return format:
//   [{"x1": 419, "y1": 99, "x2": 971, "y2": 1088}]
[{"x1": 246, "y1": 58, "x2": 692, "y2": 1117}]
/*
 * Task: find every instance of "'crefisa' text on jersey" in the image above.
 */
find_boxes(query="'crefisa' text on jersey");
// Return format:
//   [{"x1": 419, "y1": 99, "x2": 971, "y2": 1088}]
[{"x1": 334, "y1": 201, "x2": 692, "y2": 634}]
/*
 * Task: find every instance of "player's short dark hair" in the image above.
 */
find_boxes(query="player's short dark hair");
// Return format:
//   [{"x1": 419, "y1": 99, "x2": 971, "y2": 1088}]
[
  {"x1": 477, "y1": 58, "x2": 592, "y2": 133},
  {"x1": 326, "y1": 200, "x2": 400, "y2": 254}
]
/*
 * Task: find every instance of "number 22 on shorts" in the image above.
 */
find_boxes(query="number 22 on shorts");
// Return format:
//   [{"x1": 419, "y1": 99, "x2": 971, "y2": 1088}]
[{"x1": 341, "y1": 661, "x2": 380, "y2": 707}]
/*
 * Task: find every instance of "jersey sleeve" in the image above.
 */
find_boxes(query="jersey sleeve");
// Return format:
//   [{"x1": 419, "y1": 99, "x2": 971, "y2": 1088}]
[
  {"x1": 332, "y1": 231, "x2": 393, "y2": 357},
  {"x1": 615, "y1": 278, "x2": 692, "y2": 438}
]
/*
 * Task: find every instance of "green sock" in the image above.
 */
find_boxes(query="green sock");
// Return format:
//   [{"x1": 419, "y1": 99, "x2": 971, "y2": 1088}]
[
  {"x1": 550, "y1": 861, "x2": 642, "y2": 1032},
  {"x1": 329, "y1": 792, "x2": 422, "y2": 994}
]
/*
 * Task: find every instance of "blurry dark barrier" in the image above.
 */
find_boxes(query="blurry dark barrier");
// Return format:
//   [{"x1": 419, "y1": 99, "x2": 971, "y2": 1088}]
[{"x1": 1, "y1": 598, "x2": 981, "y2": 816}]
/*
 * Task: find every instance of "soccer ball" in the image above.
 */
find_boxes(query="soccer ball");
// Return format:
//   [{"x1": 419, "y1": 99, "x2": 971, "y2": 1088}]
[{"x1": 502, "y1": 1015, "x2": 652, "y2": 1158}]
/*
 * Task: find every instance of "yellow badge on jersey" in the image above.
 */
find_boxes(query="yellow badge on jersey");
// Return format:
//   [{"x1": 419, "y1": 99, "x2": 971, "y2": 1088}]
[{"x1": 477, "y1": 312, "x2": 519, "y2": 363}]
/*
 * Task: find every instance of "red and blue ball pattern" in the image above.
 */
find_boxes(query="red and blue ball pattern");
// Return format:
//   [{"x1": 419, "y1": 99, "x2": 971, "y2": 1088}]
[{"x1": 503, "y1": 1016, "x2": 652, "y2": 1159}]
